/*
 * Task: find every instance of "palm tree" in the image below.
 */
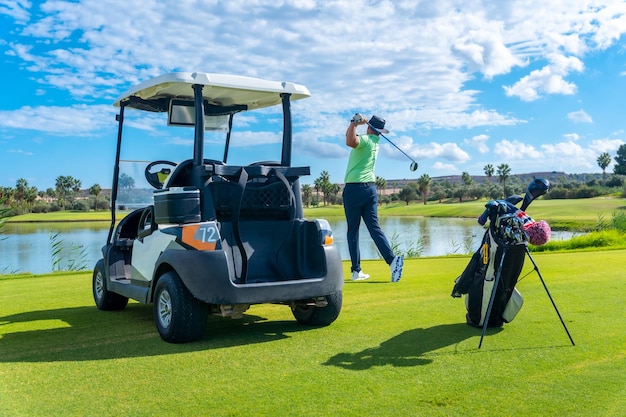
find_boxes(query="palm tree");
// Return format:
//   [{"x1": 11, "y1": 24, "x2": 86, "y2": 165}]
[
  {"x1": 0, "y1": 186, "x2": 15, "y2": 206},
  {"x1": 318, "y1": 171, "x2": 331, "y2": 205},
  {"x1": 89, "y1": 184, "x2": 102, "y2": 211},
  {"x1": 375, "y1": 176, "x2": 387, "y2": 201},
  {"x1": 597, "y1": 152, "x2": 611, "y2": 183},
  {"x1": 496, "y1": 163, "x2": 511, "y2": 197},
  {"x1": 118, "y1": 173, "x2": 135, "y2": 190},
  {"x1": 301, "y1": 184, "x2": 312, "y2": 207},
  {"x1": 313, "y1": 178, "x2": 322, "y2": 204},
  {"x1": 313, "y1": 171, "x2": 332, "y2": 206},
  {"x1": 330, "y1": 183, "x2": 341, "y2": 204},
  {"x1": 484, "y1": 164, "x2": 494, "y2": 182},
  {"x1": 24, "y1": 186, "x2": 38, "y2": 209},
  {"x1": 417, "y1": 174, "x2": 431, "y2": 205},
  {"x1": 54, "y1": 175, "x2": 82, "y2": 209},
  {"x1": 15, "y1": 178, "x2": 28, "y2": 206}
]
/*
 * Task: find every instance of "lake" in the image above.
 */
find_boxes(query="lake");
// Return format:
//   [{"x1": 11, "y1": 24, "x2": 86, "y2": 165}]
[{"x1": 0, "y1": 218, "x2": 576, "y2": 275}]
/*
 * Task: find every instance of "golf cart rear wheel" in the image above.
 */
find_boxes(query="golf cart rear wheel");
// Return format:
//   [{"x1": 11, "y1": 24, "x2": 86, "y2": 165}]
[
  {"x1": 291, "y1": 291, "x2": 342, "y2": 326},
  {"x1": 93, "y1": 259, "x2": 129, "y2": 311},
  {"x1": 153, "y1": 271, "x2": 208, "y2": 343}
]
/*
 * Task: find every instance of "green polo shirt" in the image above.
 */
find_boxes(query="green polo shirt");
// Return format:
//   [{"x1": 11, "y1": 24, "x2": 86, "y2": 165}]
[{"x1": 344, "y1": 134, "x2": 379, "y2": 183}]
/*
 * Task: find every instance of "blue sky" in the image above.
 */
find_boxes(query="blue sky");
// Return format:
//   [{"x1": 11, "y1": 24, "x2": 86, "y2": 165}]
[{"x1": 1, "y1": 0, "x2": 626, "y2": 191}]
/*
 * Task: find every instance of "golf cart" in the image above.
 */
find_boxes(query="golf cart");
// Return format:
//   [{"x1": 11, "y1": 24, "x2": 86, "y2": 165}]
[{"x1": 92, "y1": 72, "x2": 343, "y2": 343}]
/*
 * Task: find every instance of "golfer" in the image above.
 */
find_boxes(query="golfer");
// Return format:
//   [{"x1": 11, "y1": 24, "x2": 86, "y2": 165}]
[{"x1": 342, "y1": 114, "x2": 404, "y2": 282}]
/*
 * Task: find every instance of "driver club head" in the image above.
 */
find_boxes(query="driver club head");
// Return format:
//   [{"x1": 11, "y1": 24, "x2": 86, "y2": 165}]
[
  {"x1": 409, "y1": 161, "x2": 418, "y2": 172},
  {"x1": 521, "y1": 178, "x2": 550, "y2": 211}
]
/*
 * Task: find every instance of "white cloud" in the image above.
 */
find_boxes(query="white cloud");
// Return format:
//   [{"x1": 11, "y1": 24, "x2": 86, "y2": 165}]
[
  {"x1": 503, "y1": 54, "x2": 584, "y2": 101},
  {"x1": 411, "y1": 141, "x2": 471, "y2": 163},
  {"x1": 590, "y1": 138, "x2": 624, "y2": 154},
  {"x1": 7, "y1": 149, "x2": 33, "y2": 156},
  {"x1": 297, "y1": 136, "x2": 347, "y2": 159},
  {"x1": 452, "y1": 27, "x2": 523, "y2": 79},
  {"x1": 0, "y1": 104, "x2": 115, "y2": 135},
  {"x1": 0, "y1": 0, "x2": 31, "y2": 22},
  {"x1": 541, "y1": 140, "x2": 594, "y2": 169},
  {"x1": 567, "y1": 109, "x2": 592, "y2": 123},
  {"x1": 226, "y1": 131, "x2": 283, "y2": 147},
  {"x1": 563, "y1": 133, "x2": 580, "y2": 141},
  {"x1": 464, "y1": 134, "x2": 490, "y2": 154},
  {"x1": 433, "y1": 161, "x2": 458, "y2": 171},
  {"x1": 493, "y1": 139, "x2": 542, "y2": 159}
]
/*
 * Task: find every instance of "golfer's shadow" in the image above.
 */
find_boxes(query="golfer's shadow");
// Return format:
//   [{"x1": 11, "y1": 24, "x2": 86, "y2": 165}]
[{"x1": 324, "y1": 323, "x2": 501, "y2": 370}]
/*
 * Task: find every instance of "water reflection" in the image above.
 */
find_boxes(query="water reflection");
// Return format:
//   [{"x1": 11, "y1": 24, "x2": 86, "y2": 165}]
[
  {"x1": 328, "y1": 217, "x2": 486, "y2": 261},
  {"x1": 1, "y1": 218, "x2": 575, "y2": 274}
]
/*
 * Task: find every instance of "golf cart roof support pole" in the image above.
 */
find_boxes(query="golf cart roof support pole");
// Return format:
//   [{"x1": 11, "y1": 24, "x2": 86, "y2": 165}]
[
  {"x1": 192, "y1": 84, "x2": 205, "y2": 168},
  {"x1": 107, "y1": 101, "x2": 126, "y2": 244},
  {"x1": 222, "y1": 114, "x2": 234, "y2": 163},
  {"x1": 280, "y1": 93, "x2": 292, "y2": 166}
]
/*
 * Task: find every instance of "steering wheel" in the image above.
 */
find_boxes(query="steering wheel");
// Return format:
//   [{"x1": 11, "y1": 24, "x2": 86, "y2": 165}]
[{"x1": 145, "y1": 160, "x2": 177, "y2": 189}]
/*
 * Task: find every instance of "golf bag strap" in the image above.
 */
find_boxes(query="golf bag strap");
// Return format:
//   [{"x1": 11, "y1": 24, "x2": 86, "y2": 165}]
[
  {"x1": 231, "y1": 167, "x2": 249, "y2": 282},
  {"x1": 269, "y1": 167, "x2": 296, "y2": 219}
]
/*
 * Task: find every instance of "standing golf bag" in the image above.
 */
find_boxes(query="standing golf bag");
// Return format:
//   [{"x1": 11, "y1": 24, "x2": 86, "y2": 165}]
[
  {"x1": 451, "y1": 202, "x2": 527, "y2": 328},
  {"x1": 451, "y1": 178, "x2": 576, "y2": 348}
]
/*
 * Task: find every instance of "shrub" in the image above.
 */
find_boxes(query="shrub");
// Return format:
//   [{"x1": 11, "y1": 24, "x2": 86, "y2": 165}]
[
  {"x1": 71, "y1": 201, "x2": 90, "y2": 212},
  {"x1": 31, "y1": 204, "x2": 50, "y2": 213},
  {"x1": 573, "y1": 187, "x2": 599, "y2": 199},
  {"x1": 96, "y1": 200, "x2": 110, "y2": 211},
  {"x1": 545, "y1": 188, "x2": 568, "y2": 199},
  {"x1": 606, "y1": 175, "x2": 625, "y2": 187}
]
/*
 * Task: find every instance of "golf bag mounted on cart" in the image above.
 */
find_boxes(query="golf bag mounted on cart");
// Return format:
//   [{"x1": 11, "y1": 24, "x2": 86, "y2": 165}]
[{"x1": 451, "y1": 178, "x2": 551, "y2": 329}]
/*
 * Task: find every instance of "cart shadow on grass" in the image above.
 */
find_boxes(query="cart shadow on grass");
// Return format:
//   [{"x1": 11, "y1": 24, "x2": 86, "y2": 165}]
[
  {"x1": 323, "y1": 323, "x2": 501, "y2": 370},
  {"x1": 0, "y1": 304, "x2": 310, "y2": 362}
]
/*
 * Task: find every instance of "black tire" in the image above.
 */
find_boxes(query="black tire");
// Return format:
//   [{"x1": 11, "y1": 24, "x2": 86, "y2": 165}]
[
  {"x1": 153, "y1": 271, "x2": 208, "y2": 343},
  {"x1": 291, "y1": 291, "x2": 342, "y2": 326},
  {"x1": 93, "y1": 259, "x2": 129, "y2": 311}
]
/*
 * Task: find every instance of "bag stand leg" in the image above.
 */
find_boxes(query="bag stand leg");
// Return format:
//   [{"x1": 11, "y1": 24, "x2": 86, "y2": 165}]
[
  {"x1": 524, "y1": 247, "x2": 576, "y2": 347},
  {"x1": 478, "y1": 246, "x2": 576, "y2": 349},
  {"x1": 478, "y1": 247, "x2": 507, "y2": 349}
]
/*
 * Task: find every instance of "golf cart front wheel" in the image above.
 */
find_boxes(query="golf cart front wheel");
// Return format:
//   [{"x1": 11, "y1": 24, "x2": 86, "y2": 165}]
[
  {"x1": 153, "y1": 271, "x2": 208, "y2": 343},
  {"x1": 291, "y1": 291, "x2": 342, "y2": 326},
  {"x1": 93, "y1": 259, "x2": 129, "y2": 311}
]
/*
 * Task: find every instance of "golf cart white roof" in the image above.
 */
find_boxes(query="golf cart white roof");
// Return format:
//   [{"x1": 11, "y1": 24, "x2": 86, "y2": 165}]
[{"x1": 113, "y1": 72, "x2": 311, "y2": 111}]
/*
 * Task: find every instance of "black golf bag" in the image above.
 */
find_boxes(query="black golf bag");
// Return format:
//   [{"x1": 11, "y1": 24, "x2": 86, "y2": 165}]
[
  {"x1": 451, "y1": 179, "x2": 576, "y2": 348},
  {"x1": 452, "y1": 196, "x2": 528, "y2": 328}
]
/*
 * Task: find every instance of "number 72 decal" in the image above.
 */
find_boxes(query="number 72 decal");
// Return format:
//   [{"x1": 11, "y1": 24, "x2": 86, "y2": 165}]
[{"x1": 181, "y1": 222, "x2": 220, "y2": 250}]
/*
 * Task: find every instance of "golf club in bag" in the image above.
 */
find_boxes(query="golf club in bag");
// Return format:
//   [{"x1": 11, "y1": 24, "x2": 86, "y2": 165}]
[{"x1": 451, "y1": 178, "x2": 575, "y2": 348}]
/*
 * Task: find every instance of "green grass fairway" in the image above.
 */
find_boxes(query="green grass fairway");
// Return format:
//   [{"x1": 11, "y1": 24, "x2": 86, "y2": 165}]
[{"x1": 1, "y1": 251, "x2": 625, "y2": 416}]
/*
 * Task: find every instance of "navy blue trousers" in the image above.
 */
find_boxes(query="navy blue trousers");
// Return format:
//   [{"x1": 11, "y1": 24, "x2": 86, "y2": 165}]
[{"x1": 342, "y1": 183, "x2": 394, "y2": 272}]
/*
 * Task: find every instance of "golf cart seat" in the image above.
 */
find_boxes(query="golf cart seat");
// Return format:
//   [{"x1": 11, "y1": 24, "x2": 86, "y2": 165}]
[
  {"x1": 166, "y1": 159, "x2": 224, "y2": 188},
  {"x1": 208, "y1": 164, "x2": 307, "y2": 221}
]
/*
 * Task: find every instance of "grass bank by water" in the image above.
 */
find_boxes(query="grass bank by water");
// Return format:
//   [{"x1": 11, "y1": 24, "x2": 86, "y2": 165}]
[
  {"x1": 8, "y1": 197, "x2": 626, "y2": 231},
  {"x1": 305, "y1": 196, "x2": 626, "y2": 231}
]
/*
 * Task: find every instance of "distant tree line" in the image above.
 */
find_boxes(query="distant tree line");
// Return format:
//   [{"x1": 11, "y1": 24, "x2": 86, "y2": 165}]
[
  {"x1": 0, "y1": 176, "x2": 109, "y2": 216},
  {"x1": 3, "y1": 145, "x2": 626, "y2": 215},
  {"x1": 302, "y1": 146, "x2": 626, "y2": 207}
]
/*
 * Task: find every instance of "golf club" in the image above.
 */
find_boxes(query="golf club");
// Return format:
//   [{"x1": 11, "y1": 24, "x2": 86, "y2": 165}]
[
  {"x1": 521, "y1": 178, "x2": 550, "y2": 211},
  {"x1": 352, "y1": 114, "x2": 418, "y2": 172},
  {"x1": 377, "y1": 130, "x2": 419, "y2": 172}
]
